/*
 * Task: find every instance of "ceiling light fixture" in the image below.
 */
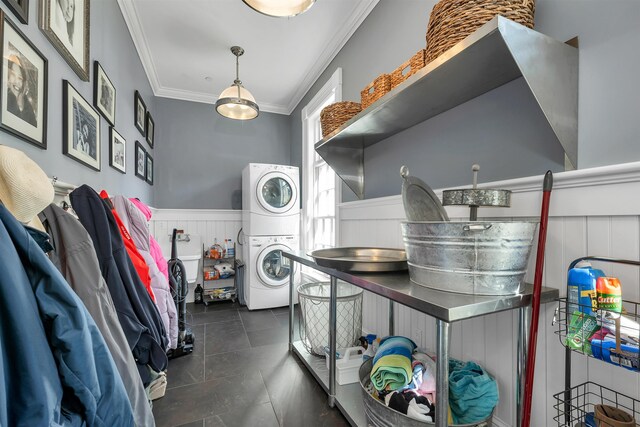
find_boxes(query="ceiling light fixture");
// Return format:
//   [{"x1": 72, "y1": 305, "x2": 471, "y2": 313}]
[
  {"x1": 242, "y1": 0, "x2": 315, "y2": 17},
  {"x1": 215, "y1": 46, "x2": 259, "y2": 120}
]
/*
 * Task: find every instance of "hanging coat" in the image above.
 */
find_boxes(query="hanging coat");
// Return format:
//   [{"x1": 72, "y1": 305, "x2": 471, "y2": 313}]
[
  {"x1": 113, "y1": 195, "x2": 178, "y2": 350},
  {"x1": 100, "y1": 190, "x2": 156, "y2": 303},
  {"x1": 40, "y1": 204, "x2": 156, "y2": 427},
  {"x1": 0, "y1": 204, "x2": 134, "y2": 427},
  {"x1": 129, "y1": 197, "x2": 170, "y2": 282},
  {"x1": 70, "y1": 185, "x2": 168, "y2": 385}
]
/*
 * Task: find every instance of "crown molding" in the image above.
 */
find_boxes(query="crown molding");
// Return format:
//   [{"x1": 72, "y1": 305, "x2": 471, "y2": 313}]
[
  {"x1": 118, "y1": 0, "x2": 379, "y2": 115},
  {"x1": 117, "y1": 0, "x2": 163, "y2": 95},
  {"x1": 283, "y1": 0, "x2": 380, "y2": 114}
]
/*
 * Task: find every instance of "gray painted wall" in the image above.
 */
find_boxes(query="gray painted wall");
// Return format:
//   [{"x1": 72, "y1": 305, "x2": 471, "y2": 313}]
[
  {"x1": 0, "y1": 0, "x2": 156, "y2": 205},
  {"x1": 153, "y1": 98, "x2": 291, "y2": 209},
  {"x1": 290, "y1": 0, "x2": 640, "y2": 200}
]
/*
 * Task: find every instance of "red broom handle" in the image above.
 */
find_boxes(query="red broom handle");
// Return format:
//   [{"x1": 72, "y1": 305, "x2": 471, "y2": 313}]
[{"x1": 522, "y1": 171, "x2": 553, "y2": 427}]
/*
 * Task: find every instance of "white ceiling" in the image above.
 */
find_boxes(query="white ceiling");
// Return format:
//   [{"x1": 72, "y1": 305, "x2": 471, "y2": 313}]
[{"x1": 117, "y1": 0, "x2": 379, "y2": 115}]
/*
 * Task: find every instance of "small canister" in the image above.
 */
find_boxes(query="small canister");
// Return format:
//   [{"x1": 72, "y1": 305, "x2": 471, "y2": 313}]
[{"x1": 596, "y1": 277, "x2": 623, "y2": 314}]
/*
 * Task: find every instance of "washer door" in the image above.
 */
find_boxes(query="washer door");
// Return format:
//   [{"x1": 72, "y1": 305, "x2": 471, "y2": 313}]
[
  {"x1": 256, "y1": 244, "x2": 293, "y2": 288},
  {"x1": 256, "y1": 171, "x2": 297, "y2": 214}
]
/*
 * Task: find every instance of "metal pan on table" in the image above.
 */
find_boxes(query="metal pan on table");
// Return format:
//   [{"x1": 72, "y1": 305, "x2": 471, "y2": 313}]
[{"x1": 308, "y1": 247, "x2": 408, "y2": 273}]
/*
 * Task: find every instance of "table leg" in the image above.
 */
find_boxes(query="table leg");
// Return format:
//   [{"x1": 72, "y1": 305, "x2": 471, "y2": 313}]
[
  {"x1": 328, "y1": 276, "x2": 337, "y2": 407},
  {"x1": 436, "y1": 320, "x2": 450, "y2": 427},
  {"x1": 517, "y1": 305, "x2": 531, "y2": 426},
  {"x1": 389, "y1": 300, "x2": 394, "y2": 336},
  {"x1": 288, "y1": 261, "x2": 295, "y2": 352}
]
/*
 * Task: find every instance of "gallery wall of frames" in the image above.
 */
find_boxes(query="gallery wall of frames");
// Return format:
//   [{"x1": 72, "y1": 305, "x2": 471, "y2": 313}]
[{"x1": 0, "y1": 0, "x2": 156, "y2": 202}]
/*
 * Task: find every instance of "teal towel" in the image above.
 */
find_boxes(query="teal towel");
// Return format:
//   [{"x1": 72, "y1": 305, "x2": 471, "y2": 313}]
[{"x1": 448, "y1": 359, "x2": 498, "y2": 424}]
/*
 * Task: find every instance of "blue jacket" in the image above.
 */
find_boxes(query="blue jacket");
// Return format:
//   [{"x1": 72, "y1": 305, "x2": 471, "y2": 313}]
[{"x1": 0, "y1": 204, "x2": 134, "y2": 426}]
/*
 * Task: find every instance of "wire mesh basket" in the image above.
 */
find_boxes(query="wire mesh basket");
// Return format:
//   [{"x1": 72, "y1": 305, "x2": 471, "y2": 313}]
[
  {"x1": 553, "y1": 381, "x2": 640, "y2": 426},
  {"x1": 297, "y1": 281, "x2": 363, "y2": 356},
  {"x1": 554, "y1": 297, "x2": 639, "y2": 371}
]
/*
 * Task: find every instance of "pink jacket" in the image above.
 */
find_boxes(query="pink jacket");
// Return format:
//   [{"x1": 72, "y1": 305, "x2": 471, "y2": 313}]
[
  {"x1": 113, "y1": 196, "x2": 178, "y2": 350},
  {"x1": 129, "y1": 198, "x2": 169, "y2": 282}
]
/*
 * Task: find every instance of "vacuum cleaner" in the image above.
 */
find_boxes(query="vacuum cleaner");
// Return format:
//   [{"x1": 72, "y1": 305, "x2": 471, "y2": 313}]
[{"x1": 167, "y1": 228, "x2": 194, "y2": 359}]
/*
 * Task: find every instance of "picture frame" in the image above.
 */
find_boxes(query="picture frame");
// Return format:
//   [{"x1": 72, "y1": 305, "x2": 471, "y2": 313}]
[
  {"x1": 135, "y1": 140, "x2": 145, "y2": 180},
  {"x1": 0, "y1": 11, "x2": 48, "y2": 148},
  {"x1": 145, "y1": 151, "x2": 153, "y2": 185},
  {"x1": 63, "y1": 79, "x2": 100, "y2": 170},
  {"x1": 134, "y1": 90, "x2": 146, "y2": 136},
  {"x1": 109, "y1": 127, "x2": 126, "y2": 174},
  {"x1": 39, "y1": 0, "x2": 90, "y2": 81},
  {"x1": 2, "y1": 0, "x2": 29, "y2": 24},
  {"x1": 145, "y1": 111, "x2": 154, "y2": 148},
  {"x1": 93, "y1": 61, "x2": 115, "y2": 126}
]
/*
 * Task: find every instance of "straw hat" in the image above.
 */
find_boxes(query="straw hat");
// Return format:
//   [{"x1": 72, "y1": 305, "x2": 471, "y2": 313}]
[{"x1": 0, "y1": 145, "x2": 54, "y2": 229}]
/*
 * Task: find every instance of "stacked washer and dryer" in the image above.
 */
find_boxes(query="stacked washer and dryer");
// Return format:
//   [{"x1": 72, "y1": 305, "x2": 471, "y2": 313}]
[{"x1": 242, "y1": 163, "x2": 300, "y2": 310}]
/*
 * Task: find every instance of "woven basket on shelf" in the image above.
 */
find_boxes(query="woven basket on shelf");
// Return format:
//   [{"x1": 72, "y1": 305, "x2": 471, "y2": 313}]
[
  {"x1": 390, "y1": 49, "x2": 426, "y2": 89},
  {"x1": 320, "y1": 101, "x2": 362, "y2": 138},
  {"x1": 360, "y1": 74, "x2": 391, "y2": 110},
  {"x1": 425, "y1": 0, "x2": 535, "y2": 63}
]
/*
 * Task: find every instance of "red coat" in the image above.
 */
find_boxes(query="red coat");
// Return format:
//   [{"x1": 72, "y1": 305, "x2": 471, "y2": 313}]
[{"x1": 100, "y1": 190, "x2": 155, "y2": 303}]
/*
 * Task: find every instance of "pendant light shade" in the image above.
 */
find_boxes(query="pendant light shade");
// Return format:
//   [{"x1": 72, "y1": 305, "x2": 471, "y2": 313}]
[
  {"x1": 216, "y1": 46, "x2": 259, "y2": 120},
  {"x1": 242, "y1": 0, "x2": 315, "y2": 17}
]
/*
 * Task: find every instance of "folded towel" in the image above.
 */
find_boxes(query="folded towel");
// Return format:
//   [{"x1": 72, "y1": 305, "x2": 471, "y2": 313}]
[
  {"x1": 370, "y1": 336, "x2": 416, "y2": 391},
  {"x1": 448, "y1": 359, "x2": 498, "y2": 424}
]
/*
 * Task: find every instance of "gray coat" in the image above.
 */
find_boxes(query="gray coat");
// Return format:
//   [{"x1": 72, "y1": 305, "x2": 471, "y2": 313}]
[{"x1": 40, "y1": 204, "x2": 155, "y2": 427}]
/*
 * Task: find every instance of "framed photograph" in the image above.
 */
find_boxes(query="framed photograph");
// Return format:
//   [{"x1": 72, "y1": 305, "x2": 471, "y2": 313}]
[
  {"x1": 145, "y1": 111, "x2": 154, "y2": 148},
  {"x1": 134, "y1": 90, "x2": 146, "y2": 136},
  {"x1": 93, "y1": 61, "x2": 115, "y2": 126},
  {"x1": 135, "y1": 140, "x2": 145, "y2": 180},
  {"x1": 63, "y1": 80, "x2": 100, "y2": 170},
  {"x1": 39, "y1": 0, "x2": 90, "y2": 81},
  {"x1": 2, "y1": 0, "x2": 29, "y2": 24},
  {"x1": 145, "y1": 152, "x2": 153, "y2": 185},
  {"x1": 0, "y1": 12, "x2": 48, "y2": 148},
  {"x1": 109, "y1": 127, "x2": 125, "y2": 174}
]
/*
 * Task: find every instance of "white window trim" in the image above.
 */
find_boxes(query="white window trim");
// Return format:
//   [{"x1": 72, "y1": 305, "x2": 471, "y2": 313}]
[{"x1": 301, "y1": 68, "x2": 342, "y2": 254}]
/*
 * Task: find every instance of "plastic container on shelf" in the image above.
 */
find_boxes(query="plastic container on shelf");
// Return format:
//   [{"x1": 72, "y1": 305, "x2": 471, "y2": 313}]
[{"x1": 324, "y1": 346, "x2": 365, "y2": 385}]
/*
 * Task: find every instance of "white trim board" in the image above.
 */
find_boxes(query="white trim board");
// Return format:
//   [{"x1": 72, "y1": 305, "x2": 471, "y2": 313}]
[
  {"x1": 151, "y1": 208, "x2": 241, "y2": 222},
  {"x1": 340, "y1": 161, "x2": 640, "y2": 220}
]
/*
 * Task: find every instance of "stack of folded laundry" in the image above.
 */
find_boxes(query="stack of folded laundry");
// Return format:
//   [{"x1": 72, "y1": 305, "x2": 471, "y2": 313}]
[{"x1": 367, "y1": 335, "x2": 498, "y2": 424}]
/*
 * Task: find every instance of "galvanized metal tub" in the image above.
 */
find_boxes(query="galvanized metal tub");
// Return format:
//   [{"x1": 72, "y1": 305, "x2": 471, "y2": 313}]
[
  {"x1": 359, "y1": 358, "x2": 493, "y2": 426},
  {"x1": 401, "y1": 221, "x2": 538, "y2": 295}
]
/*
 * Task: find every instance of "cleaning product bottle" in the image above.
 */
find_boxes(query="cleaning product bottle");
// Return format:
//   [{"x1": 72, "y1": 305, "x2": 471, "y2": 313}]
[
  {"x1": 194, "y1": 283, "x2": 204, "y2": 304},
  {"x1": 567, "y1": 261, "x2": 605, "y2": 317},
  {"x1": 363, "y1": 335, "x2": 377, "y2": 361},
  {"x1": 596, "y1": 277, "x2": 622, "y2": 314}
]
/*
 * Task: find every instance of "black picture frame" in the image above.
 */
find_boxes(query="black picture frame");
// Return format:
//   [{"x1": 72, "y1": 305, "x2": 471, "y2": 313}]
[
  {"x1": 135, "y1": 140, "x2": 145, "y2": 180},
  {"x1": 109, "y1": 127, "x2": 126, "y2": 174},
  {"x1": 93, "y1": 61, "x2": 115, "y2": 126},
  {"x1": 0, "y1": 11, "x2": 48, "y2": 148},
  {"x1": 2, "y1": 0, "x2": 28, "y2": 24},
  {"x1": 145, "y1": 151, "x2": 153, "y2": 185},
  {"x1": 39, "y1": 0, "x2": 90, "y2": 81},
  {"x1": 62, "y1": 79, "x2": 100, "y2": 170},
  {"x1": 145, "y1": 111, "x2": 154, "y2": 148},
  {"x1": 134, "y1": 90, "x2": 146, "y2": 136}
]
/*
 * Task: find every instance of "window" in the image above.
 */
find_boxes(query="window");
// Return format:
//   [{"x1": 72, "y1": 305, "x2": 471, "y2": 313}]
[{"x1": 301, "y1": 68, "x2": 342, "y2": 255}]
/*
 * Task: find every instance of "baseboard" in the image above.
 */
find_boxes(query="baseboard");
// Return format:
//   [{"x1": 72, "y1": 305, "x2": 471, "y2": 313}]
[{"x1": 491, "y1": 415, "x2": 510, "y2": 427}]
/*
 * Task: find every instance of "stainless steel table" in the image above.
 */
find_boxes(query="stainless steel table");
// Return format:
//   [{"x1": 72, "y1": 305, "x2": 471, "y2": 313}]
[{"x1": 284, "y1": 251, "x2": 559, "y2": 427}]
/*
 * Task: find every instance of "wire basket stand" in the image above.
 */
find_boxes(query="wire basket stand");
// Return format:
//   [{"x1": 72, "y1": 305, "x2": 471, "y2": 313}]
[{"x1": 297, "y1": 281, "x2": 363, "y2": 356}]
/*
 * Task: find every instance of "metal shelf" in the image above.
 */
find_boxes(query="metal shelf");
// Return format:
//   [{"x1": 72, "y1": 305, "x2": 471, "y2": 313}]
[
  {"x1": 315, "y1": 16, "x2": 578, "y2": 199},
  {"x1": 284, "y1": 251, "x2": 558, "y2": 323}
]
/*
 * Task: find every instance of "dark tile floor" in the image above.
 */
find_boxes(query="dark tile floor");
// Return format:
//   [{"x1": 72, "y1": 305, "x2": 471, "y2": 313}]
[{"x1": 152, "y1": 302, "x2": 349, "y2": 427}]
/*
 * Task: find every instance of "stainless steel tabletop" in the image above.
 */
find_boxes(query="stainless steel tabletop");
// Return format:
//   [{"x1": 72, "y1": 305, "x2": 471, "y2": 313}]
[{"x1": 284, "y1": 250, "x2": 559, "y2": 322}]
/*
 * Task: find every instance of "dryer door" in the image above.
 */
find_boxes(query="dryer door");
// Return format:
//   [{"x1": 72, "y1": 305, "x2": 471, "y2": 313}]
[
  {"x1": 256, "y1": 243, "x2": 293, "y2": 288},
  {"x1": 256, "y1": 171, "x2": 297, "y2": 214}
]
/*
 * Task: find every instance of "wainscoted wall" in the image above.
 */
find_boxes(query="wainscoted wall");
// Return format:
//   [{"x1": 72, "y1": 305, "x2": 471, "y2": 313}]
[
  {"x1": 149, "y1": 209, "x2": 242, "y2": 299},
  {"x1": 339, "y1": 162, "x2": 640, "y2": 427}
]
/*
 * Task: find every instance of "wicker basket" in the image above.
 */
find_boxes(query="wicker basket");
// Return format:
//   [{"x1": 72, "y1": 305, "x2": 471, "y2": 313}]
[
  {"x1": 390, "y1": 49, "x2": 426, "y2": 89},
  {"x1": 320, "y1": 101, "x2": 362, "y2": 138},
  {"x1": 425, "y1": 0, "x2": 535, "y2": 63},
  {"x1": 360, "y1": 74, "x2": 391, "y2": 110}
]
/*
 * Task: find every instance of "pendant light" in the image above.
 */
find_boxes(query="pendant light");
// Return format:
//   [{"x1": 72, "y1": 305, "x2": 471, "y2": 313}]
[
  {"x1": 242, "y1": 0, "x2": 315, "y2": 17},
  {"x1": 215, "y1": 46, "x2": 259, "y2": 120}
]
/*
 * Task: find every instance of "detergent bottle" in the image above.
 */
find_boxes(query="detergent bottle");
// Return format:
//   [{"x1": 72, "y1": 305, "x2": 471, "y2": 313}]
[{"x1": 567, "y1": 261, "x2": 605, "y2": 317}]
